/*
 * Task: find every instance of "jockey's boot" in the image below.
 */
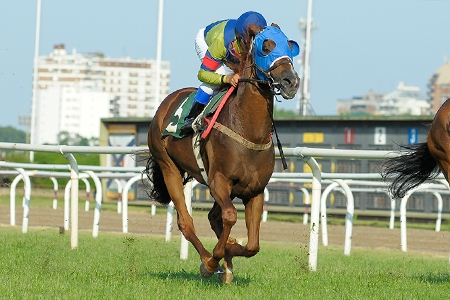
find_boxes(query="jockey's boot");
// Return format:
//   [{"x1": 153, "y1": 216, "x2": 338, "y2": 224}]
[{"x1": 179, "y1": 101, "x2": 206, "y2": 135}]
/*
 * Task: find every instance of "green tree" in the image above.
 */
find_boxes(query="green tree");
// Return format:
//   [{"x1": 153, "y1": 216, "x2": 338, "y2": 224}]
[
  {"x1": 57, "y1": 131, "x2": 71, "y2": 145},
  {"x1": 274, "y1": 107, "x2": 298, "y2": 118},
  {"x1": 56, "y1": 131, "x2": 98, "y2": 146},
  {"x1": 0, "y1": 126, "x2": 26, "y2": 143}
]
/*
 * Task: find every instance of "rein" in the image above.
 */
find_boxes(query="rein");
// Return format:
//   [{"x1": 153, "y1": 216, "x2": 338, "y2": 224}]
[{"x1": 235, "y1": 44, "x2": 290, "y2": 170}]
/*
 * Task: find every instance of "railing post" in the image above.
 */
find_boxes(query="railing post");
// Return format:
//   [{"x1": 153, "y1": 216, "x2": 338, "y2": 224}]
[
  {"x1": 165, "y1": 202, "x2": 174, "y2": 242},
  {"x1": 15, "y1": 168, "x2": 31, "y2": 234},
  {"x1": 122, "y1": 174, "x2": 142, "y2": 233},
  {"x1": 64, "y1": 180, "x2": 71, "y2": 230},
  {"x1": 49, "y1": 177, "x2": 58, "y2": 209},
  {"x1": 85, "y1": 171, "x2": 102, "y2": 237},
  {"x1": 334, "y1": 179, "x2": 354, "y2": 256},
  {"x1": 61, "y1": 150, "x2": 79, "y2": 249},
  {"x1": 293, "y1": 147, "x2": 322, "y2": 272},
  {"x1": 10, "y1": 174, "x2": 23, "y2": 226}
]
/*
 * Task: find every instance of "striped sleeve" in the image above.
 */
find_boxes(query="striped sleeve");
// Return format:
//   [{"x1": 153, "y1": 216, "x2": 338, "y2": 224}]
[{"x1": 200, "y1": 51, "x2": 221, "y2": 72}]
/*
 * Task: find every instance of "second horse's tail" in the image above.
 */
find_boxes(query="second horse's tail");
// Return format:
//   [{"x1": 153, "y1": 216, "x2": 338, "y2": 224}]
[{"x1": 380, "y1": 142, "x2": 440, "y2": 199}]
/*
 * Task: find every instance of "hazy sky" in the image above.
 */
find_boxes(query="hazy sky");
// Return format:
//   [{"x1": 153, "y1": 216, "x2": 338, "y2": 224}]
[{"x1": 1, "y1": 0, "x2": 449, "y2": 130}]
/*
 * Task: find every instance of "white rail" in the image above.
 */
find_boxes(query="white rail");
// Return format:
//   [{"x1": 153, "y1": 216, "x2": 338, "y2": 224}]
[{"x1": 1, "y1": 142, "x2": 446, "y2": 271}]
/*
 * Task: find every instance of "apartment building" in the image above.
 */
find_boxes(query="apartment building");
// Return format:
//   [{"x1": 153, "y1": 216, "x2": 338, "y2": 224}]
[
  {"x1": 336, "y1": 82, "x2": 430, "y2": 116},
  {"x1": 428, "y1": 61, "x2": 450, "y2": 113},
  {"x1": 32, "y1": 44, "x2": 170, "y2": 144}
]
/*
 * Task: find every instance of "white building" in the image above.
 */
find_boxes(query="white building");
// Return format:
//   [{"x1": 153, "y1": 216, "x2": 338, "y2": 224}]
[
  {"x1": 336, "y1": 90, "x2": 384, "y2": 115},
  {"x1": 377, "y1": 82, "x2": 430, "y2": 116},
  {"x1": 32, "y1": 44, "x2": 170, "y2": 144},
  {"x1": 336, "y1": 82, "x2": 431, "y2": 116}
]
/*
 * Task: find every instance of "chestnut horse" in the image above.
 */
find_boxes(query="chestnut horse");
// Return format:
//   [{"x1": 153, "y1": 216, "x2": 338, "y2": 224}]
[
  {"x1": 381, "y1": 98, "x2": 450, "y2": 199},
  {"x1": 143, "y1": 24, "x2": 299, "y2": 283}
]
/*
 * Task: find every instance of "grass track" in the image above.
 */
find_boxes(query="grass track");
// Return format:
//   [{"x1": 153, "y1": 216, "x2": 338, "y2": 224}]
[{"x1": 0, "y1": 226, "x2": 449, "y2": 299}]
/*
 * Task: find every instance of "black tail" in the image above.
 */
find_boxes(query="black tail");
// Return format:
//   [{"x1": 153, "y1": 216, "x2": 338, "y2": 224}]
[
  {"x1": 380, "y1": 142, "x2": 440, "y2": 199},
  {"x1": 142, "y1": 156, "x2": 172, "y2": 204}
]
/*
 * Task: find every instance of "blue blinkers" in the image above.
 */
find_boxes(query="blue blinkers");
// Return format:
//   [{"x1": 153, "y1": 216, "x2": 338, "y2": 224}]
[{"x1": 253, "y1": 26, "x2": 300, "y2": 80}]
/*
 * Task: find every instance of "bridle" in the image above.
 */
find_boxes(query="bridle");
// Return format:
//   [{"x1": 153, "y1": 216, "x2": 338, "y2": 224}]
[
  {"x1": 238, "y1": 36, "x2": 295, "y2": 97},
  {"x1": 235, "y1": 36, "x2": 292, "y2": 169}
]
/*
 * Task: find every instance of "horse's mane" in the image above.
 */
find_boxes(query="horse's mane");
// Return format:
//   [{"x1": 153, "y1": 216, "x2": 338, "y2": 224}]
[
  {"x1": 237, "y1": 37, "x2": 251, "y2": 75},
  {"x1": 236, "y1": 25, "x2": 264, "y2": 76}
]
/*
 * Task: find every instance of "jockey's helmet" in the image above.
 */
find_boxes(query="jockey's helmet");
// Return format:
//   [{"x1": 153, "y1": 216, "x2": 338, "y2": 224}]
[{"x1": 235, "y1": 11, "x2": 267, "y2": 40}]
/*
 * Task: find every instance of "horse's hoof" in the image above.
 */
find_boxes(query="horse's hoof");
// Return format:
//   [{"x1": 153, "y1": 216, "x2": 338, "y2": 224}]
[
  {"x1": 200, "y1": 262, "x2": 214, "y2": 278},
  {"x1": 227, "y1": 237, "x2": 236, "y2": 244},
  {"x1": 217, "y1": 264, "x2": 234, "y2": 284}
]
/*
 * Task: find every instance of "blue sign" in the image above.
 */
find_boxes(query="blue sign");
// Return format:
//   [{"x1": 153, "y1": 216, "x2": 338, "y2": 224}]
[{"x1": 408, "y1": 128, "x2": 419, "y2": 144}]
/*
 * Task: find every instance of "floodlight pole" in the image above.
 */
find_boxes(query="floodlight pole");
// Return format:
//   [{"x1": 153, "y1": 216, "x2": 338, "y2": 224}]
[
  {"x1": 298, "y1": 0, "x2": 313, "y2": 116},
  {"x1": 154, "y1": 0, "x2": 164, "y2": 104},
  {"x1": 30, "y1": 0, "x2": 41, "y2": 162}
]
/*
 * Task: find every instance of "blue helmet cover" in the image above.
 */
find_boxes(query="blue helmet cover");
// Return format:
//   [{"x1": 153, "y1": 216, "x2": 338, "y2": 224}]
[
  {"x1": 253, "y1": 26, "x2": 300, "y2": 80},
  {"x1": 235, "y1": 11, "x2": 267, "y2": 39}
]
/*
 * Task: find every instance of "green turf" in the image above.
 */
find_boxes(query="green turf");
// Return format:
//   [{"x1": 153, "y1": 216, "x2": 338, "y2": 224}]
[{"x1": 0, "y1": 226, "x2": 449, "y2": 299}]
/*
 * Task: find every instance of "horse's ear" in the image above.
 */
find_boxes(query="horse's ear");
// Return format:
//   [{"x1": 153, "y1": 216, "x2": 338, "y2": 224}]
[
  {"x1": 270, "y1": 23, "x2": 280, "y2": 29},
  {"x1": 247, "y1": 24, "x2": 263, "y2": 38}
]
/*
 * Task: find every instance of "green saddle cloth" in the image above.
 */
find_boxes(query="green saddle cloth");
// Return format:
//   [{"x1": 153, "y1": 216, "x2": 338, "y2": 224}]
[{"x1": 162, "y1": 90, "x2": 228, "y2": 138}]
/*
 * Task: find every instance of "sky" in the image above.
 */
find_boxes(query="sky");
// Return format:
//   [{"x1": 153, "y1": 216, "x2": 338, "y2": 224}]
[{"x1": 1, "y1": 0, "x2": 450, "y2": 130}]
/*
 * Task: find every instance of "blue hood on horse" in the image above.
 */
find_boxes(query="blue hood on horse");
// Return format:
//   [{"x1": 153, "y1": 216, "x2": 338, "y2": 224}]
[{"x1": 253, "y1": 26, "x2": 300, "y2": 80}]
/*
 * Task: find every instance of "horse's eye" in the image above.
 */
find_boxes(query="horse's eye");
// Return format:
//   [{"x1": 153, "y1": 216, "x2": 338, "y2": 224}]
[{"x1": 262, "y1": 40, "x2": 272, "y2": 55}]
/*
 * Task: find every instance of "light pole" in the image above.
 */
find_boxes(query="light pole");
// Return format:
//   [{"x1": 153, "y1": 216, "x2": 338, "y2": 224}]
[
  {"x1": 154, "y1": 0, "x2": 164, "y2": 104},
  {"x1": 297, "y1": 0, "x2": 316, "y2": 116},
  {"x1": 30, "y1": 0, "x2": 41, "y2": 162}
]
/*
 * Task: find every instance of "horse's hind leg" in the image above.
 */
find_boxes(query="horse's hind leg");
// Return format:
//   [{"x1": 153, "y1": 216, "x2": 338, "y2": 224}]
[
  {"x1": 156, "y1": 159, "x2": 214, "y2": 270},
  {"x1": 208, "y1": 201, "x2": 236, "y2": 241},
  {"x1": 208, "y1": 202, "x2": 223, "y2": 239},
  {"x1": 208, "y1": 201, "x2": 242, "y2": 251},
  {"x1": 208, "y1": 201, "x2": 241, "y2": 258}
]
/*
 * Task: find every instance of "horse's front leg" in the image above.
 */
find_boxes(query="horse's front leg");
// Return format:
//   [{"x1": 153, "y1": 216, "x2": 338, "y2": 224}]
[
  {"x1": 242, "y1": 193, "x2": 264, "y2": 257},
  {"x1": 222, "y1": 193, "x2": 264, "y2": 277},
  {"x1": 209, "y1": 193, "x2": 263, "y2": 284},
  {"x1": 206, "y1": 173, "x2": 236, "y2": 274}
]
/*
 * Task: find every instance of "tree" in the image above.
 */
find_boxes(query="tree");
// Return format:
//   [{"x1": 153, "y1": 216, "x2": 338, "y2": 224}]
[
  {"x1": 273, "y1": 107, "x2": 298, "y2": 118},
  {"x1": 57, "y1": 131, "x2": 71, "y2": 145},
  {"x1": 73, "y1": 134, "x2": 89, "y2": 146},
  {"x1": 56, "y1": 131, "x2": 98, "y2": 146},
  {"x1": 0, "y1": 126, "x2": 26, "y2": 143}
]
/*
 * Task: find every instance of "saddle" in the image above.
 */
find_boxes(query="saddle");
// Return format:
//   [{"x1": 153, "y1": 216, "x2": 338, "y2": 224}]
[{"x1": 162, "y1": 90, "x2": 228, "y2": 139}]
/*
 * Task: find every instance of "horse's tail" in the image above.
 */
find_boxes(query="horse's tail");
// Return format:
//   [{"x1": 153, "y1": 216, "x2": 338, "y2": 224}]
[
  {"x1": 380, "y1": 142, "x2": 440, "y2": 199},
  {"x1": 142, "y1": 156, "x2": 172, "y2": 205}
]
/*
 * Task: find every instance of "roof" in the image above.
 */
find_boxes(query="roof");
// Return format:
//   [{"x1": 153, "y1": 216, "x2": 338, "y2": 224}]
[
  {"x1": 384, "y1": 89, "x2": 428, "y2": 101},
  {"x1": 435, "y1": 61, "x2": 450, "y2": 85}
]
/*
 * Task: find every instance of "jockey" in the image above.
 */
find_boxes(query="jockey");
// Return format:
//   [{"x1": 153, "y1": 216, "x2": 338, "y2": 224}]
[{"x1": 180, "y1": 11, "x2": 267, "y2": 134}]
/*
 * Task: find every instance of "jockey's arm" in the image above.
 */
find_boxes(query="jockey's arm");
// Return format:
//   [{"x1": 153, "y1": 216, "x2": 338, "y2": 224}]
[{"x1": 197, "y1": 40, "x2": 229, "y2": 85}]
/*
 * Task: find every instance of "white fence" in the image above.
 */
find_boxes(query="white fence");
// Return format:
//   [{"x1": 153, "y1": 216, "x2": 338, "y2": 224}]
[{"x1": 1, "y1": 142, "x2": 448, "y2": 271}]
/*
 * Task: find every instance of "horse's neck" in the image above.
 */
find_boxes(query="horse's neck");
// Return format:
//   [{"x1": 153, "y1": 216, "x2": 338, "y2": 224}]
[{"x1": 229, "y1": 84, "x2": 273, "y2": 141}]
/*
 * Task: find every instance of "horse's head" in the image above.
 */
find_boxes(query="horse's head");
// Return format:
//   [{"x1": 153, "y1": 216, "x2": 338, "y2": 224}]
[{"x1": 242, "y1": 24, "x2": 300, "y2": 99}]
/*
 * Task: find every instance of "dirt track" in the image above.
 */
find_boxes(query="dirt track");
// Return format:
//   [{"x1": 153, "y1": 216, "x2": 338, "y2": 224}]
[{"x1": 1, "y1": 205, "x2": 450, "y2": 258}]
